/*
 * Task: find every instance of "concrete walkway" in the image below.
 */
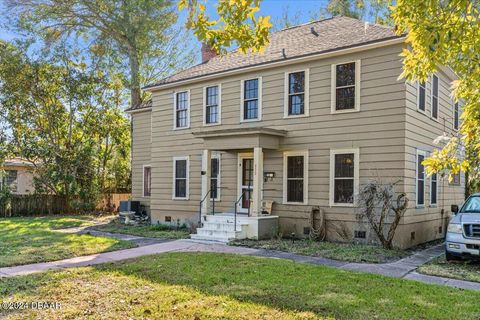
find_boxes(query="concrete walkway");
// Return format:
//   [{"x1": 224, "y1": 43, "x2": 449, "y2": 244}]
[{"x1": 1, "y1": 238, "x2": 480, "y2": 291}]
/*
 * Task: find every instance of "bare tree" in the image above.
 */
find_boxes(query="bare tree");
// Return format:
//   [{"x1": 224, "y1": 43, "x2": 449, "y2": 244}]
[{"x1": 357, "y1": 180, "x2": 409, "y2": 249}]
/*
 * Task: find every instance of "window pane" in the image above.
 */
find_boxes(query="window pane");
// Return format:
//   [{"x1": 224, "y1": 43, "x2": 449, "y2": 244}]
[
  {"x1": 176, "y1": 160, "x2": 187, "y2": 178},
  {"x1": 5, "y1": 170, "x2": 18, "y2": 193},
  {"x1": 206, "y1": 86, "x2": 218, "y2": 105},
  {"x1": 336, "y1": 63, "x2": 355, "y2": 87},
  {"x1": 417, "y1": 155, "x2": 424, "y2": 180},
  {"x1": 242, "y1": 159, "x2": 253, "y2": 186},
  {"x1": 419, "y1": 82, "x2": 426, "y2": 111},
  {"x1": 335, "y1": 154, "x2": 354, "y2": 178},
  {"x1": 288, "y1": 94, "x2": 304, "y2": 115},
  {"x1": 144, "y1": 167, "x2": 151, "y2": 196},
  {"x1": 432, "y1": 76, "x2": 438, "y2": 118},
  {"x1": 334, "y1": 179, "x2": 354, "y2": 203},
  {"x1": 417, "y1": 180, "x2": 424, "y2": 205},
  {"x1": 287, "y1": 156, "x2": 304, "y2": 178},
  {"x1": 431, "y1": 183, "x2": 437, "y2": 204},
  {"x1": 244, "y1": 79, "x2": 258, "y2": 100},
  {"x1": 287, "y1": 180, "x2": 304, "y2": 202},
  {"x1": 206, "y1": 105, "x2": 218, "y2": 124},
  {"x1": 244, "y1": 100, "x2": 258, "y2": 119},
  {"x1": 175, "y1": 179, "x2": 186, "y2": 198},
  {"x1": 176, "y1": 109, "x2": 187, "y2": 128},
  {"x1": 176, "y1": 92, "x2": 188, "y2": 110},
  {"x1": 336, "y1": 87, "x2": 355, "y2": 110},
  {"x1": 289, "y1": 72, "x2": 305, "y2": 94}
]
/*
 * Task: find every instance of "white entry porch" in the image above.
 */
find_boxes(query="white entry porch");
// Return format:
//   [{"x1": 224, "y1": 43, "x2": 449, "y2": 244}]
[{"x1": 190, "y1": 128, "x2": 285, "y2": 241}]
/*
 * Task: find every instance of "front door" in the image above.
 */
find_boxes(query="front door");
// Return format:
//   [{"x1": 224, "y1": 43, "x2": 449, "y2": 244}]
[{"x1": 238, "y1": 154, "x2": 253, "y2": 213}]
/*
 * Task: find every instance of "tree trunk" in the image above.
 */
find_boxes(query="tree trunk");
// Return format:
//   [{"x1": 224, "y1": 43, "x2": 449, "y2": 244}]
[{"x1": 128, "y1": 46, "x2": 142, "y2": 109}]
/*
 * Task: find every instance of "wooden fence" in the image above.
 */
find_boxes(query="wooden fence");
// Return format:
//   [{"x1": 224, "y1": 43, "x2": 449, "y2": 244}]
[{"x1": 0, "y1": 193, "x2": 131, "y2": 217}]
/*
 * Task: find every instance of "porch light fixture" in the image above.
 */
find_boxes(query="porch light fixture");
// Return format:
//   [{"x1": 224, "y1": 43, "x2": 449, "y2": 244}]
[{"x1": 264, "y1": 172, "x2": 275, "y2": 182}]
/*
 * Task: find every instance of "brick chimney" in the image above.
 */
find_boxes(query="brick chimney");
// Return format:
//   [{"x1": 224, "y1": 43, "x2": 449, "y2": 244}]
[{"x1": 201, "y1": 43, "x2": 217, "y2": 63}]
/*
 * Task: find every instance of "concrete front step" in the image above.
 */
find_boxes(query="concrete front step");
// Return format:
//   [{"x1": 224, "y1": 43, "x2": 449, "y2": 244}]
[
  {"x1": 196, "y1": 228, "x2": 246, "y2": 239},
  {"x1": 201, "y1": 222, "x2": 247, "y2": 232},
  {"x1": 190, "y1": 234, "x2": 230, "y2": 242}
]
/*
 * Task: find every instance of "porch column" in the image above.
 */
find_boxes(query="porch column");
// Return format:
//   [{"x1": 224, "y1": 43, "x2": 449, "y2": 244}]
[
  {"x1": 252, "y1": 147, "x2": 264, "y2": 216},
  {"x1": 201, "y1": 149, "x2": 212, "y2": 216}
]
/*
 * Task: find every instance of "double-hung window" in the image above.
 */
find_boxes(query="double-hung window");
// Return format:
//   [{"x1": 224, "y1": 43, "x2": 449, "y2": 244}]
[
  {"x1": 332, "y1": 61, "x2": 360, "y2": 112},
  {"x1": 210, "y1": 156, "x2": 220, "y2": 200},
  {"x1": 204, "y1": 85, "x2": 220, "y2": 125},
  {"x1": 431, "y1": 75, "x2": 439, "y2": 120},
  {"x1": 143, "y1": 166, "x2": 151, "y2": 197},
  {"x1": 174, "y1": 91, "x2": 189, "y2": 129},
  {"x1": 430, "y1": 172, "x2": 438, "y2": 206},
  {"x1": 330, "y1": 149, "x2": 359, "y2": 206},
  {"x1": 416, "y1": 150, "x2": 426, "y2": 206},
  {"x1": 418, "y1": 81, "x2": 426, "y2": 112},
  {"x1": 453, "y1": 102, "x2": 459, "y2": 130},
  {"x1": 283, "y1": 151, "x2": 308, "y2": 204},
  {"x1": 285, "y1": 70, "x2": 309, "y2": 117},
  {"x1": 173, "y1": 156, "x2": 189, "y2": 199},
  {"x1": 2, "y1": 170, "x2": 18, "y2": 193},
  {"x1": 241, "y1": 78, "x2": 261, "y2": 121}
]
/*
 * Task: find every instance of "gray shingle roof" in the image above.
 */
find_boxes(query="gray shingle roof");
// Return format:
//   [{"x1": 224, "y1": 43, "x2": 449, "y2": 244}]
[{"x1": 144, "y1": 16, "x2": 401, "y2": 90}]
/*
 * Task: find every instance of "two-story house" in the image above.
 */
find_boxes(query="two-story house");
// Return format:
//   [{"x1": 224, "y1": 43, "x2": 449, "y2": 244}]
[{"x1": 127, "y1": 16, "x2": 464, "y2": 248}]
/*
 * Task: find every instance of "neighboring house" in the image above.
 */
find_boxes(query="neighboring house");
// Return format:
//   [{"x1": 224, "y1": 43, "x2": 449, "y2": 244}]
[
  {"x1": 0, "y1": 158, "x2": 35, "y2": 195},
  {"x1": 127, "y1": 16, "x2": 464, "y2": 248}
]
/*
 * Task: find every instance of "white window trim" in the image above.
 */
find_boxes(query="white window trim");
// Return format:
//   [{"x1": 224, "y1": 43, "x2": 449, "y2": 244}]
[
  {"x1": 417, "y1": 80, "x2": 426, "y2": 114},
  {"x1": 453, "y1": 101, "x2": 459, "y2": 131},
  {"x1": 240, "y1": 77, "x2": 262, "y2": 122},
  {"x1": 430, "y1": 172, "x2": 438, "y2": 206},
  {"x1": 282, "y1": 150, "x2": 309, "y2": 205},
  {"x1": 172, "y1": 156, "x2": 190, "y2": 200},
  {"x1": 430, "y1": 74, "x2": 439, "y2": 121},
  {"x1": 284, "y1": 69, "x2": 310, "y2": 118},
  {"x1": 331, "y1": 60, "x2": 361, "y2": 114},
  {"x1": 173, "y1": 90, "x2": 190, "y2": 130},
  {"x1": 203, "y1": 84, "x2": 222, "y2": 126},
  {"x1": 329, "y1": 148, "x2": 360, "y2": 207},
  {"x1": 210, "y1": 153, "x2": 221, "y2": 201},
  {"x1": 142, "y1": 165, "x2": 151, "y2": 198},
  {"x1": 416, "y1": 149, "x2": 426, "y2": 207}
]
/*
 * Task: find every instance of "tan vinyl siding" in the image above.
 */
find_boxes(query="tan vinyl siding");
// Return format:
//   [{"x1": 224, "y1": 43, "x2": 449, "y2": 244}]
[
  {"x1": 131, "y1": 41, "x2": 464, "y2": 248},
  {"x1": 148, "y1": 44, "x2": 408, "y2": 228},
  {"x1": 131, "y1": 110, "x2": 152, "y2": 210}
]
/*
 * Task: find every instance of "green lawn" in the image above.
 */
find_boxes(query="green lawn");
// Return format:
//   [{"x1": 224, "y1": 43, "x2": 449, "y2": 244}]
[
  {"x1": 91, "y1": 218, "x2": 190, "y2": 239},
  {"x1": 1, "y1": 253, "x2": 480, "y2": 319},
  {"x1": 231, "y1": 239, "x2": 409, "y2": 263},
  {"x1": 418, "y1": 255, "x2": 480, "y2": 283},
  {"x1": 0, "y1": 216, "x2": 136, "y2": 267}
]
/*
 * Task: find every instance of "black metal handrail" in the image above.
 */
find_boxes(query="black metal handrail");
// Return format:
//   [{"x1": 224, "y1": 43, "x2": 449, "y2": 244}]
[
  {"x1": 233, "y1": 183, "x2": 251, "y2": 233},
  {"x1": 198, "y1": 186, "x2": 216, "y2": 227}
]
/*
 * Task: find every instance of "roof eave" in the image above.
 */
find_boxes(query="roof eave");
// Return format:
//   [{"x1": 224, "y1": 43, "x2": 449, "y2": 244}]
[{"x1": 144, "y1": 36, "x2": 406, "y2": 92}]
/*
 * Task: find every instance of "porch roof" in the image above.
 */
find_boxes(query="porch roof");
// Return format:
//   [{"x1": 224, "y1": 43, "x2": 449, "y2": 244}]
[{"x1": 192, "y1": 127, "x2": 287, "y2": 150}]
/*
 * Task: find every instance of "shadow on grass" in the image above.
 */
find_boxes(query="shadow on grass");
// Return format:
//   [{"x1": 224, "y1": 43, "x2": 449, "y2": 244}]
[
  {"x1": 0, "y1": 216, "x2": 135, "y2": 268},
  {"x1": 2, "y1": 252, "x2": 480, "y2": 319}
]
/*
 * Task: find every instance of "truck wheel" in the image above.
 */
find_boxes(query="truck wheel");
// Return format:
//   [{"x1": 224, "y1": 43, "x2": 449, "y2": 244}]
[{"x1": 445, "y1": 251, "x2": 457, "y2": 262}]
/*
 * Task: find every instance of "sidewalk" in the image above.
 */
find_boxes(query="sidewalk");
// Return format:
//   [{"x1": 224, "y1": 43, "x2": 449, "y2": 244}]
[{"x1": 1, "y1": 238, "x2": 480, "y2": 291}]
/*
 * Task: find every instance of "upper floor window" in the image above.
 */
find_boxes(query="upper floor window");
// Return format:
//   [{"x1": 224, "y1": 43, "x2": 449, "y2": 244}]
[
  {"x1": 332, "y1": 61, "x2": 360, "y2": 113},
  {"x1": 453, "y1": 102, "x2": 459, "y2": 130},
  {"x1": 211, "y1": 156, "x2": 220, "y2": 200},
  {"x1": 450, "y1": 172, "x2": 461, "y2": 185},
  {"x1": 285, "y1": 70, "x2": 309, "y2": 117},
  {"x1": 416, "y1": 150, "x2": 426, "y2": 206},
  {"x1": 143, "y1": 166, "x2": 151, "y2": 197},
  {"x1": 173, "y1": 156, "x2": 189, "y2": 199},
  {"x1": 174, "y1": 91, "x2": 189, "y2": 129},
  {"x1": 330, "y1": 149, "x2": 359, "y2": 206},
  {"x1": 417, "y1": 81, "x2": 426, "y2": 112},
  {"x1": 241, "y1": 78, "x2": 261, "y2": 121},
  {"x1": 283, "y1": 151, "x2": 308, "y2": 204},
  {"x1": 431, "y1": 75, "x2": 439, "y2": 120},
  {"x1": 204, "y1": 85, "x2": 221, "y2": 125}
]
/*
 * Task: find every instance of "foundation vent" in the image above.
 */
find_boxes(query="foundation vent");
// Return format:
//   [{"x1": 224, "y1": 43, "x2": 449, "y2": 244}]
[
  {"x1": 354, "y1": 230, "x2": 366, "y2": 239},
  {"x1": 165, "y1": 216, "x2": 172, "y2": 222}
]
